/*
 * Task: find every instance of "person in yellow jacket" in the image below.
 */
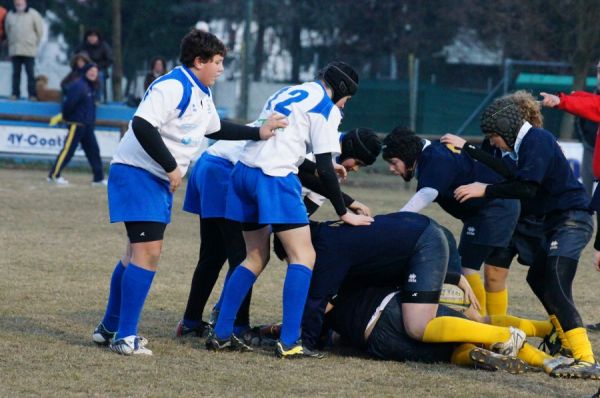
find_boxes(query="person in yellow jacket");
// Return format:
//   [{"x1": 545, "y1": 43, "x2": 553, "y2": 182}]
[{"x1": 4, "y1": 0, "x2": 44, "y2": 100}]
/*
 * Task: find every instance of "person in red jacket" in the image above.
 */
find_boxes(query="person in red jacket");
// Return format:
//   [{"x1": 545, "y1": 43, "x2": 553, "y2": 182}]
[{"x1": 541, "y1": 77, "x2": 600, "y2": 332}]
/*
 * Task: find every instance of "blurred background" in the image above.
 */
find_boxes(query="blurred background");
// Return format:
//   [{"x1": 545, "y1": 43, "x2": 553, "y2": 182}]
[{"x1": 1, "y1": 0, "x2": 600, "y2": 163}]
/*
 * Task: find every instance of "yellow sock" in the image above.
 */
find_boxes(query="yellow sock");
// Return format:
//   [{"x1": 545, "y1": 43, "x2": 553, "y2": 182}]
[
  {"x1": 549, "y1": 315, "x2": 572, "y2": 350},
  {"x1": 529, "y1": 319, "x2": 553, "y2": 337},
  {"x1": 486, "y1": 289, "x2": 508, "y2": 316},
  {"x1": 465, "y1": 273, "x2": 486, "y2": 316},
  {"x1": 489, "y1": 315, "x2": 552, "y2": 338},
  {"x1": 517, "y1": 343, "x2": 552, "y2": 367},
  {"x1": 422, "y1": 316, "x2": 510, "y2": 344},
  {"x1": 565, "y1": 327, "x2": 595, "y2": 362},
  {"x1": 451, "y1": 343, "x2": 477, "y2": 366}
]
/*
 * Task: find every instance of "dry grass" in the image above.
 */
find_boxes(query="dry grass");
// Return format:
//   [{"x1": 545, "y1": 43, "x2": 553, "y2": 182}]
[{"x1": 1, "y1": 167, "x2": 600, "y2": 397}]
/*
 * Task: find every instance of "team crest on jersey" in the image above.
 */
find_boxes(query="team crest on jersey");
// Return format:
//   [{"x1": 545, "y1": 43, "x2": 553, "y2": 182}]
[
  {"x1": 181, "y1": 123, "x2": 198, "y2": 132},
  {"x1": 550, "y1": 240, "x2": 558, "y2": 250},
  {"x1": 408, "y1": 273, "x2": 417, "y2": 283},
  {"x1": 466, "y1": 226, "x2": 476, "y2": 236}
]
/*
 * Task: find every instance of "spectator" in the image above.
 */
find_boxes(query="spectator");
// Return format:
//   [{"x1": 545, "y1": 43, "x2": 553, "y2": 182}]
[
  {"x1": 5, "y1": 0, "x2": 44, "y2": 100},
  {"x1": 0, "y1": 5, "x2": 7, "y2": 42},
  {"x1": 47, "y1": 63, "x2": 105, "y2": 186},
  {"x1": 143, "y1": 56, "x2": 167, "y2": 92},
  {"x1": 60, "y1": 52, "x2": 91, "y2": 91},
  {"x1": 75, "y1": 28, "x2": 112, "y2": 102}
]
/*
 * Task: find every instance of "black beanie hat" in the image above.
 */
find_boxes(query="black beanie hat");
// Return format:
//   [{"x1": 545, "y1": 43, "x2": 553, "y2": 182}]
[
  {"x1": 340, "y1": 128, "x2": 382, "y2": 165},
  {"x1": 82, "y1": 62, "x2": 98, "y2": 75},
  {"x1": 480, "y1": 98, "x2": 523, "y2": 149},
  {"x1": 381, "y1": 127, "x2": 424, "y2": 180},
  {"x1": 321, "y1": 62, "x2": 359, "y2": 103}
]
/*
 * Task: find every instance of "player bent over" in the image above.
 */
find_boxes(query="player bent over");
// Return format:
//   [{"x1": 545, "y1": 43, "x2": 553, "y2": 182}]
[
  {"x1": 381, "y1": 128, "x2": 520, "y2": 317},
  {"x1": 453, "y1": 97, "x2": 599, "y2": 379},
  {"x1": 91, "y1": 29, "x2": 286, "y2": 356},
  {"x1": 206, "y1": 62, "x2": 374, "y2": 358}
]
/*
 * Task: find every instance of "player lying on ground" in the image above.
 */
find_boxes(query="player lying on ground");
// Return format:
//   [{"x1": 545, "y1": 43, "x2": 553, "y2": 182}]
[
  {"x1": 91, "y1": 29, "x2": 287, "y2": 356},
  {"x1": 381, "y1": 128, "x2": 520, "y2": 318},
  {"x1": 270, "y1": 212, "x2": 570, "y2": 374},
  {"x1": 175, "y1": 128, "x2": 381, "y2": 338},
  {"x1": 322, "y1": 284, "x2": 570, "y2": 375},
  {"x1": 451, "y1": 96, "x2": 599, "y2": 379},
  {"x1": 274, "y1": 212, "x2": 531, "y2": 359}
]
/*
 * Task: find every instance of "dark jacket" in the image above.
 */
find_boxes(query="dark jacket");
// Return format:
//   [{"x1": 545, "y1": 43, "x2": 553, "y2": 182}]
[
  {"x1": 62, "y1": 77, "x2": 96, "y2": 125},
  {"x1": 75, "y1": 41, "x2": 113, "y2": 71}
]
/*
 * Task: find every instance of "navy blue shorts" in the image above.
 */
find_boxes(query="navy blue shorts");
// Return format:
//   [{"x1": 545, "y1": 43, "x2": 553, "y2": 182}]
[
  {"x1": 366, "y1": 297, "x2": 462, "y2": 363},
  {"x1": 486, "y1": 215, "x2": 546, "y2": 268},
  {"x1": 401, "y1": 222, "x2": 448, "y2": 303},
  {"x1": 225, "y1": 162, "x2": 308, "y2": 225},
  {"x1": 544, "y1": 210, "x2": 592, "y2": 260},
  {"x1": 459, "y1": 198, "x2": 520, "y2": 270},
  {"x1": 439, "y1": 224, "x2": 462, "y2": 275},
  {"x1": 108, "y1": 163, "x2": 173, "y2": 224},
  {"x1": 183, "y1": 153, "x2": 234, "y2": 218}
]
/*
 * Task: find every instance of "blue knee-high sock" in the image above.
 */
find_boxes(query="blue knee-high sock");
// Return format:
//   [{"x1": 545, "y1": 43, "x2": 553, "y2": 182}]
[
  {"x1": 280, "y1": 263, "x2": 312, "y2": 346},
  {"x1": 213, "y1": 267, "x2": 234, "y2": 312},
  {"x1": 101, "y1": 260, "x2": 126, "y2": 331},
  {"x1": 116, "y1": 263, "x2": 155, "y2": 339},
  {"x1": 214, "y1": 265, "x2": 256, "y2": 340}
]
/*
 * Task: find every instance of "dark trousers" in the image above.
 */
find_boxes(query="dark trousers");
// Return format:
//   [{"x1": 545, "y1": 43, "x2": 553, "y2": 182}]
[
  {"x1": 48, "y1": 123, "x2": 104, "y2": 182},
  {"x1": 183, "y1": 217, "x2": 250, "y2": 326},
  {"x1": 11, "y1": 56, "x2": 36, "y2": 98}
]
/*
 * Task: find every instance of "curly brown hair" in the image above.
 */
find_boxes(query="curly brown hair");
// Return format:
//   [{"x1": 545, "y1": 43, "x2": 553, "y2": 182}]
[{"x1": 500, "y1": 90, "x2": 543, "y2": 128}]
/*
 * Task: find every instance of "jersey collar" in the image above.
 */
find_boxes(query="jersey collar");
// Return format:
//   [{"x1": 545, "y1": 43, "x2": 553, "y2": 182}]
[
  {"x1": 506, "y1": 121, "x2": 532, "y2": 161},
  {"x1": 181, "y1": 65, "x2": 211, "y2": 96}
]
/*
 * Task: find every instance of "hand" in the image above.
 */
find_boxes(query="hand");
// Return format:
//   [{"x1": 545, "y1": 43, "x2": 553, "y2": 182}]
[
  {"x1": 440, "y1": 134, "x2": 466, "y2": 149},
  {"x1": 167, "y1": 167, "x2": 182, "y2": 193},
  {"x1": 458, "y1": 275, "x2": 481, "y2": 312},
  {"x1": 594, "y1": 250, "x2": 600, "y2": 272},
  {"x1": 333, "y1": 163, "x2": 347, "y2": 181},
  {"x1": 340, "y1": 211, "x2": 374, "y2": 226},
  {"x1": 539, "y1": 92, "x2": 561, "y2": 108},
  {"x1": 259, "y1": 113, "x2": 289, "y2": 140},
  {"x1": 454, "y1": 182, "x2": 487, "y2": 203},
  {"x1": 348, "y1": 200, "x2": 371, "y2": 217}
]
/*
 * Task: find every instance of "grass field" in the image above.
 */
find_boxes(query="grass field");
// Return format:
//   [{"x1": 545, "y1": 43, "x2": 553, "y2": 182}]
[{"x1": 2, "y1": 166, "x2": 600, "y2": 397}]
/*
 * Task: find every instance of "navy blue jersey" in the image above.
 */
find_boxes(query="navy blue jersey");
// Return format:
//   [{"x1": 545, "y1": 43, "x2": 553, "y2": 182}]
[
  {"x1": 416, "y1": 142, "x2": 502, "y2": 219},
  {"x1": 302, "y1": 212, "x2": 431, "y2": 349},
  {"x1": 62, "y1": 77, "x2": 96, "y2": 125},
  {"x1": 310, "y1": 212, "x2": 431, "y2": 297},
  {"x1": 514, "y1": 128, "x2": 589, "y2": 215}
]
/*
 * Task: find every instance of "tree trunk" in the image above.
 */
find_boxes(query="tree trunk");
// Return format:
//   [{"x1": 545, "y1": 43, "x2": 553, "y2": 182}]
[{"x1": 111, "y1": 0, "x2": 123, "y2": 102}]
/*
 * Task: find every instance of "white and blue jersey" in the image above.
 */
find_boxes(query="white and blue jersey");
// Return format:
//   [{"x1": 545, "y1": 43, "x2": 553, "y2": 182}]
[
  {"x1": 108, "y1": 66, "x2": 220, "y2": 224},
  {"x1": 240, "y1": 81, "x2": 342, "y2": 177},
  {"x1": 112, "y1": 66, "x2": 220, "y2": 181},
  {"x1": 226, "y1": 82, "x2": 342, "y2": 225}
]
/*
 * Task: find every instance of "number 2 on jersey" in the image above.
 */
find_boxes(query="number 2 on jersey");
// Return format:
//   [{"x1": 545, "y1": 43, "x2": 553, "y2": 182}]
[{"x1": 267, "y1": 88, "x2": 309, "y2": 117}]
